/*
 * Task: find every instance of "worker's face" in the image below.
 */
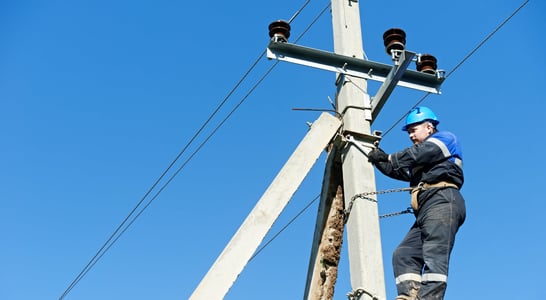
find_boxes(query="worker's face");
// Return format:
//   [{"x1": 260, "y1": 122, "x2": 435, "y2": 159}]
[{"x1": 407, "y1": 122, "x2": 434, "y2": 145}]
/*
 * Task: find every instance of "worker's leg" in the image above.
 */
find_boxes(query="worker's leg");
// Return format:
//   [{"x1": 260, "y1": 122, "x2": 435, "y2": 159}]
[
  {"x1": 392, "y1": 223, "x2": 423, "y2": 300},
  {"x1": 417, "y1": 189, "x2": 465, "y2": 300}
]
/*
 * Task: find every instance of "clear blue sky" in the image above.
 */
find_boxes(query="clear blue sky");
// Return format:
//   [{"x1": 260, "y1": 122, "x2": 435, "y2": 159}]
[{"x1": 2, "y1": 1, "x2": 544, "y2": 299}]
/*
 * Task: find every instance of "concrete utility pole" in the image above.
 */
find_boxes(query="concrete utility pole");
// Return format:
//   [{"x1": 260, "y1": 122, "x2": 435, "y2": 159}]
[
  {"x1": 189, "y1": 113, "x2": 342, "y2": 300},
  {"x1": 267, "y1": 1, "x2": 443, "y2": 298},
  {"x1": 330, "y1": 0, "x2": 386, "y2": 299}
]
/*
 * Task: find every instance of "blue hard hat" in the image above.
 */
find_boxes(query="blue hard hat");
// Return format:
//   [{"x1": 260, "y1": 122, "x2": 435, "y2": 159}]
[{"x1": 402, "y1": 106, "x2": 439, "y2": 131}]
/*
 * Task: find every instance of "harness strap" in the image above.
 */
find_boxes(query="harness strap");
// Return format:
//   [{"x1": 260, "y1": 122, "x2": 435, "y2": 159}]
[
  {"x1": 410, "y1": 181, "x2": 458, "y2": 211},
  {"x1": 421, "y1": 181, "x2": 458, "y2": 190}
]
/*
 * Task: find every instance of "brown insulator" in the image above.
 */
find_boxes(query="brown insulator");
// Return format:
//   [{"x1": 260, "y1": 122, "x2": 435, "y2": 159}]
[
  {"x1": 416, "y1": 54, "x2": 438, "y2": 74},
  {"x1": 383, "y1": 28, "x2": 406, "y2": 55},
  {"x1": 268, "y1": 20, "x2": 291, "y2": 42}
]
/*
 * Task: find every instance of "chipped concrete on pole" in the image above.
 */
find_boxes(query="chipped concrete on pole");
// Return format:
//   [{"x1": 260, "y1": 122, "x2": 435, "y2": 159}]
[{"x1": 318, "y1": 185, "x2": 345, "y2": 299}]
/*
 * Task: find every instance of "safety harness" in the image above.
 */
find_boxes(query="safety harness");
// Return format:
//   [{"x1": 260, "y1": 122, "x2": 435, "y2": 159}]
[{"x1": 410, "y1": 181, "x2": 458, "y2": 211}]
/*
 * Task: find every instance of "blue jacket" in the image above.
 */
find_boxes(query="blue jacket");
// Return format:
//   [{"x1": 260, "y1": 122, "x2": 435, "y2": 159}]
[{"x1": 374, "y1": 131, "x2": 464, "y2": 188}]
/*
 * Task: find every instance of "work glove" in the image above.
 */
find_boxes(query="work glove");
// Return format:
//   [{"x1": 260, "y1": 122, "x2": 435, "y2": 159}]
[{"x1": 368, "y1": 147, "x2": 388, "y2": 164}]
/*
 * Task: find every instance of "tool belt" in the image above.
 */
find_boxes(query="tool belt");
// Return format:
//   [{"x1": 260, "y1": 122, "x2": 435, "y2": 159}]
[{"x1": 410, "y1": 181, "x2": 458, "y2": 211}]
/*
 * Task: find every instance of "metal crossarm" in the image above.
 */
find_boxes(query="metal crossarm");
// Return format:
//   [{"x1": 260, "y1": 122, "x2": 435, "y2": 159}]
[{"x1": 266, "y1": 41, "x2": 445, "y2": 94}]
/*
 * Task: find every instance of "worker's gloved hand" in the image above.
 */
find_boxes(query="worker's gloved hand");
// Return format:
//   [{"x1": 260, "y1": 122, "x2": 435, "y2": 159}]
[{"x1": 368, "y1": 148, "x2": 388, "y2": 164}]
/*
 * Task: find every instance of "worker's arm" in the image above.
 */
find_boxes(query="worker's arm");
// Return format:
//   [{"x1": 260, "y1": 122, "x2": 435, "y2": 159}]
[
  {"x1": 369, "y1": 148, "x2": 411, "y2": 182},
  {"x1": 390, "y1": 132, "x2": 461, "y2": 170}
]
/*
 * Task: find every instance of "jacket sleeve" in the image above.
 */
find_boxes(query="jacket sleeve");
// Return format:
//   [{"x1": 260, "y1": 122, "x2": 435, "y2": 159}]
[
  {"x1": 370, "y1": 143, "x2": 439, "y2": 182},
  {"x1": 374, "y1": 159, "x2": 412, "y2": 182},
  {"x1": 390, "y1": 142, "x2": 444, "y2": 170}
]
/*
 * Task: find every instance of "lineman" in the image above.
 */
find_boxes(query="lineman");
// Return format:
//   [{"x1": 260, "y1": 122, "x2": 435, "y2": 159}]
[{"x1": 367, "y1": 106, "x2": 466, "y2": 300}]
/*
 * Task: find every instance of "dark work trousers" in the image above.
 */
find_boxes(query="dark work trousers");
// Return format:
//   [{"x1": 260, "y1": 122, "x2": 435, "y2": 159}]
[{"x1": 392, "y1": 187, "x2": 466, "y2": 300}]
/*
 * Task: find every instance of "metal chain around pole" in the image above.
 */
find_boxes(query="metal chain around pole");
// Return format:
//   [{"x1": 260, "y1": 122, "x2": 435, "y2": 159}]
[
  {"x1": 344, "y1": 187, "x2": 413, "y2": 222},
  {"x1": 380, "y1": 207, "x2": 413, "y2": 219}
]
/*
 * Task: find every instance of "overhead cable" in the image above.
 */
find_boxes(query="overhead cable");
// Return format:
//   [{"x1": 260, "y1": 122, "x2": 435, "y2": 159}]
[
  {"x1": 58, "y1": 1, "x2": 327, "y2": 299},
  {"x1": 381, "y1": 0, "x2": 529, "y2": 137}
]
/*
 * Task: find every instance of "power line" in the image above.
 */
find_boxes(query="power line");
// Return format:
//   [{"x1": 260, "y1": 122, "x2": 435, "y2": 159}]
[
  {"x1": 103, "y1": 0, "x2": 331, "y2": 278},
  {"x1": 250, "y1": 194, "x2": 321, "y2": 262},
  {"x1": 59, "y1": 42, "x2": 268, "y2": 300},
  {"x1": 381, "y1": 0, "x2": 529, "y2": 137},
  {"x1": 58, "y1": 1, "x2": 328, "y2": 299}
]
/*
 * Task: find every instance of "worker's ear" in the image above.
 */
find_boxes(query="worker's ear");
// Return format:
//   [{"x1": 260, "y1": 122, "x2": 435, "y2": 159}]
[{"x1": 426, "y1": 122, "x2": 435, "y2": 134}]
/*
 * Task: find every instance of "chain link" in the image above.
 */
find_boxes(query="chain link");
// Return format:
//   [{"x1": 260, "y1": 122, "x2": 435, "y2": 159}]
[
  {"x1": 344, "y1": 187, "x2": 414, "y2": 222},
  {"x1": 380, "y1": 207, "x2": 413, "y2": 219}
]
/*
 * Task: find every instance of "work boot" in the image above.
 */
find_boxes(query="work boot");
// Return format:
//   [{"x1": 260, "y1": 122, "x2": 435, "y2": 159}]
[{"x1": 396, "y1": 280, "x2": 420, "y2": 300}]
